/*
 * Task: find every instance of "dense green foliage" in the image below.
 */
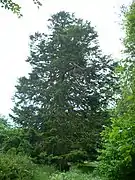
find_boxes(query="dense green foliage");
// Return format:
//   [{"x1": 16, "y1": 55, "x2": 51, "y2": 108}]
[
  {"x1": 3, "y1": 1, "x2": 135, "y2": 179},
  {"x1": 0, "y1": 152, "x2": 35, "y2": 179},
  {"x1": 9, "y1": 11, "x2": 117, "y2": 170},
  {"x1": 98, "y1": 1, "x2": 135, "y2": 180}
]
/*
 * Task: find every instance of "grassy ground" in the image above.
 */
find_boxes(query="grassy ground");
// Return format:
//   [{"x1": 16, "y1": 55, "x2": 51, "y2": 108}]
[
  {"x1": 49, "y1": 170, "x2": 101, "y2": 180},
  {"x1": 34, "y1": 166, "x2": 102, "y2": 180}
]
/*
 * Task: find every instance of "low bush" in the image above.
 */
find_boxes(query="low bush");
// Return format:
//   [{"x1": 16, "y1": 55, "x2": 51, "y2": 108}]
[
  {"x1": 0, "y1": 152, "x2": 35, "y2": 180},
  {"x1": 98, "y1": 116, "x2": 135, "y2": 180}
]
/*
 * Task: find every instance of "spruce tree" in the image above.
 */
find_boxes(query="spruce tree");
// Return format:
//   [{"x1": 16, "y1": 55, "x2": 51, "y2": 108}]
[{"x1": 11, "y1": 11, "x2": 117, "y2": 164}]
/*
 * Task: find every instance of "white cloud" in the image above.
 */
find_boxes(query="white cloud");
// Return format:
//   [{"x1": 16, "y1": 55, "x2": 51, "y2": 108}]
[{"x1": 0, "y1": 0, "x2": 131, "y2": 116}]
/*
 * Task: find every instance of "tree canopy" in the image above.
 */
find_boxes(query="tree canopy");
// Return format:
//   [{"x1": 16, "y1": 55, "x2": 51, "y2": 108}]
[{"x1": 10, "y1": 11, "x2": 117, "y2": 167}]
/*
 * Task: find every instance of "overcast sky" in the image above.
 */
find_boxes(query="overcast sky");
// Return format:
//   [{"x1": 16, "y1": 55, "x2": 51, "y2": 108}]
[{"x1": 0, "y1": 0, "x2": 131, "y2": 116}]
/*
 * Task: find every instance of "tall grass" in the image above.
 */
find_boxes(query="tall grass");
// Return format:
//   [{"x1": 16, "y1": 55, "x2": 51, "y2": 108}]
[
  {"x1": 34, "y1": 166, "x2": 102, "y2": 180},
  {"x1": 34, "y1": 165, "x2": 56, "y2": 180},
  {"x1": 50, "y1": 170, "x2": 101, "y2": 180}
]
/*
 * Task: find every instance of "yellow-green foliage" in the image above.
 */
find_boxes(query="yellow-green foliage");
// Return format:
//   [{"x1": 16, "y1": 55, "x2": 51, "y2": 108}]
[{"x1": 0, "y1": 153, "x2": 35, "y2": 179}]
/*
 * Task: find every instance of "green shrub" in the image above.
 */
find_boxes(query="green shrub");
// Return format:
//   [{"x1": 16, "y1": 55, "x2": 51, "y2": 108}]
[
  {"x1": 65, "y1": 150, "x2": 88, "y2": 163},
  {"x1": 97, "y1": 66, "x2": 135, "y2": 179},
  {"x1": 48, "y1": 155, "x2": 70, "y2": 171},
  {"x1": 47, "y1": 150, "x2": 88, "y2": 171},
  {"x1": 0, "y1": 152, "x2": 35, "y2": 179},
  {"x1": 98, "y1": 114, "x2": 135, "y2": 180}
]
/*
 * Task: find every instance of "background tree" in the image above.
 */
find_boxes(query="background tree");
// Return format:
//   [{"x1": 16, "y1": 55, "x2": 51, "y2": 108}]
[
  {"x1": 0, "y1": 115, "x2": 9, "y2": 127},
  {"x1": 0, "y1": 0, "x2": 42, "y2": 17},
  {"x1": 11, "y1": 11, "x2": 117, "y2": 168},
  {"x1": 98, "y1": 1, "x2": 135, "y2": 180},
  {"x1": 0, "y1": 115, "x2": 31, "y2": 155}
]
